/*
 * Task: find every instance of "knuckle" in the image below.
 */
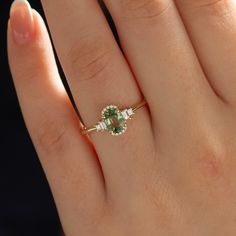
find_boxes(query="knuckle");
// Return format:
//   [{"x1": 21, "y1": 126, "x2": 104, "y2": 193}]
[
  {"x1": 66, "y1": 36, "x2": 112, "y2": 84},
  {"x1": 195, "y1": 138, "x2": 227, "y2": 179},
  {"x1": 35, "y1": 119, "x2": 69, "y2": 155},
  {"x1": 120, "y1": 0, "x2": 171, "y2": 22}
]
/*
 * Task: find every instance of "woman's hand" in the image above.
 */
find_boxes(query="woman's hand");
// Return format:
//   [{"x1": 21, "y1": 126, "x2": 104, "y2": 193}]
[{"x1": 8, "y1": 0, "x2": 236, "y2": 235}]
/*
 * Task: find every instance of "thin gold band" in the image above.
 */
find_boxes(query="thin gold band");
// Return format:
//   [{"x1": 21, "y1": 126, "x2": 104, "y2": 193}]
[
  {"x1": 81, "y1": 100, "x2": 147, "y2": 135},
  {"x1": 132, "y1": 100, "x2": 147, "y2": 112}
]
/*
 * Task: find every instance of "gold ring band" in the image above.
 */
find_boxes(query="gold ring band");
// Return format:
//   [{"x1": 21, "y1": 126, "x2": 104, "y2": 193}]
[{"x1": 81, "y1": 100, "x2": 147, "y2": 136}]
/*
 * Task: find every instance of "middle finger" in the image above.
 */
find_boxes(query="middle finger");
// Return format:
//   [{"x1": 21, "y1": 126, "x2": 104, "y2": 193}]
[{"x1": 103, "y1": 0, "x2": 219, "y2": 138}]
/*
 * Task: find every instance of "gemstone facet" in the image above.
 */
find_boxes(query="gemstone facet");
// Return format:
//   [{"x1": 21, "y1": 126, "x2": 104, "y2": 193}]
[{"x1": 101, "y1": 105, "x2": 127, "y2": 136}]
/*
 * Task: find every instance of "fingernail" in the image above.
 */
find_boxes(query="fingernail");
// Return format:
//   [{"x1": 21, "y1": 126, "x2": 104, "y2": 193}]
[{"x1": 10, "y1": 0, "x2": 34, "y2": 45}]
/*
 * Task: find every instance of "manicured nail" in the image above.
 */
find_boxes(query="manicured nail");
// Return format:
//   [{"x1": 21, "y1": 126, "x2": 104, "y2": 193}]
[{"x1": 10, "y1": 0, "x2": 34, "y2": 45}]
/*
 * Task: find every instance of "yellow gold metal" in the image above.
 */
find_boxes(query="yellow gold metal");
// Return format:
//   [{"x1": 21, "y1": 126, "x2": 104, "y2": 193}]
[
  {"x1": 81, "y1": 126, "x2": 97, "y2": 135},
  {"x1": 81, "y1": 99, "x2": 147, "y2": 135},
  {"x1": 132, "y1": 100, "x2": 147, "y2": 112}
]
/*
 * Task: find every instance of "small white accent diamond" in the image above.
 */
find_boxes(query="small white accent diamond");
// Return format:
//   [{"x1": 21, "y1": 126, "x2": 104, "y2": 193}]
[
  {"x1": 127, "y1": 108, "x2": 134, "y2": 116},
  {"x1": 121, "y1": 110, "x2": 129, "y2": 120},
  {"x1": 121, "y1": 108, "x2": 134, "y2": 120},
  {"x1": 96, "y1": 121, "x2": 107, "y2": 132}
]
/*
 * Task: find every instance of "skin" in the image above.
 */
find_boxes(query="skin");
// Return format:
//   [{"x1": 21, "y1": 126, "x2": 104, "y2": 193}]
[{"x1": 7, "y1": 0, "x2": 236, "y2": 235}]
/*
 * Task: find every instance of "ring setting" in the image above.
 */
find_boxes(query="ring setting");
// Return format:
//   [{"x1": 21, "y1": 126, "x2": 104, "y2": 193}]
[{"x1": 81, "y1": 100, "x2": 146, "y2": 136}]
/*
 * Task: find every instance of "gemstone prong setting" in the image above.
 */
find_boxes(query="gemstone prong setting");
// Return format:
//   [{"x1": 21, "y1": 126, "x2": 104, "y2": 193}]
[{"x1": 81, "y1": 100, "x2": 146, "y2": 136}]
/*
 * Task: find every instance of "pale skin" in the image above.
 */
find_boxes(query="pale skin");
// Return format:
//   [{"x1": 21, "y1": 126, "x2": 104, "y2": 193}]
[{"x1": 7, "y1": 0, "x2": 236, "y2": 235}]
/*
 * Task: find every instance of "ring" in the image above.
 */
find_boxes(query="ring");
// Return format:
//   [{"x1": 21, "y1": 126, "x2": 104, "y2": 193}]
[{"x1": 81, "y1": 100, "x2": 147, "y2": 136}]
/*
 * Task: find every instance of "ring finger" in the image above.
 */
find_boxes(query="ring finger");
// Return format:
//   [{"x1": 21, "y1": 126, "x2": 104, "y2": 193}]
[{"x1": 40, "y1": 0, "x2": 155, "y2": 198}]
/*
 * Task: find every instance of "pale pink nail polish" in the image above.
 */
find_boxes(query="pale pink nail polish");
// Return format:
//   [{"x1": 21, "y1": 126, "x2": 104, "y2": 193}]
[{"x1": 10, "y1": 0, "x2": 34, "y2": 45}]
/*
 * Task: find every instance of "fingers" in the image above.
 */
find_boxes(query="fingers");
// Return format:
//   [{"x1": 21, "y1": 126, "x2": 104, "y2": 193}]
[
  {"x1": 175, "y1": 0, "x2": 236, "y2": 105},
  {"x1": 41, "y1": 0, "x2": 155, "y2": 197},
  {"x1": 8, "y1": 1, "x2": 105, "y2": 233},
  {"x1": 103, "y1": 0, "x2": 219, "y2": 137}
]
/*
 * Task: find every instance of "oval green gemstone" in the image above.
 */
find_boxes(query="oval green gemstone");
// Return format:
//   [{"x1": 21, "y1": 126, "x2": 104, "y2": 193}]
[{"x1": 102, "y1": 107, "x2": 126, "y2": 134}]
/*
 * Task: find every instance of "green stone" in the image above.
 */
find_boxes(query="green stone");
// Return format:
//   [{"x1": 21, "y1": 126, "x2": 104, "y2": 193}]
[{"x1": 102, "y1": 106, "x2": 126, "y2": 135}]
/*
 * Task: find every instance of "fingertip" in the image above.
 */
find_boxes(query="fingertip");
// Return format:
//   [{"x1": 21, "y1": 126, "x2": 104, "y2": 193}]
[
  {"x1": 9, "y1": 0, "x2": 35, "y2": 45},
  {"x1": 8, "y1": 0, "x2": 48, "y2": 47},
  {"x1": 7, "y1": 6, "x2": 58, "y2": 88}
]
